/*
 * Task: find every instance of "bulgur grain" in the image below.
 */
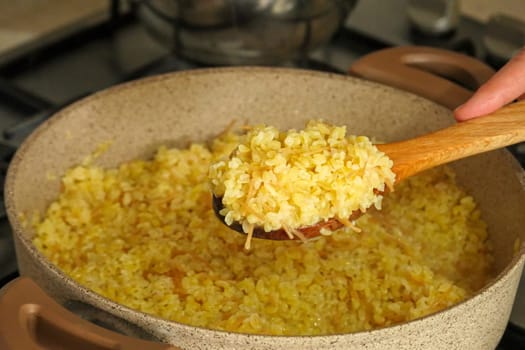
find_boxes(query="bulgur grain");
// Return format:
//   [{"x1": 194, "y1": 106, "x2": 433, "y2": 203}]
[
  {"x1": 33, "y1": 128, "x2": 493, "y2": 336},
  {"x1": 209, "y1": 121, "x2": 395, "y2": 241}
]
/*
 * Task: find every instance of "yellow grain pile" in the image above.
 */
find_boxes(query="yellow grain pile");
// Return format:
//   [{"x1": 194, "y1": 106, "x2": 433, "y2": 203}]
[
  {"x1": 209, "y1": 121, "x2": 395, "y2": 244},
  {"x1": 33, "y1": 127, "x2": 493, "y2": 336}
]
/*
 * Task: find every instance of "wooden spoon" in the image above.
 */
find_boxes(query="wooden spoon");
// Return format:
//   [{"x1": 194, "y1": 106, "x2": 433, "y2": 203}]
[{"x1": 213, "y1": 100, "x2": 525, "y2": 240}]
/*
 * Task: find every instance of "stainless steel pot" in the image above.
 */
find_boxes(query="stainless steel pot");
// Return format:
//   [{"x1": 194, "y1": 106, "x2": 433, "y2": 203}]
[
  {"x1": 132, "y1": 0, "x2": 355, "y2": 65},
  {"x1": 0, "y1": 47, "x2": 524, "y2": 350}
]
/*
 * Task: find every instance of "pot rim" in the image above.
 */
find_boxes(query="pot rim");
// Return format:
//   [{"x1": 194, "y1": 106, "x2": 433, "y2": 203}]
[{"x1": 5, "y1": 66, "x2": 525, "y2": 342}]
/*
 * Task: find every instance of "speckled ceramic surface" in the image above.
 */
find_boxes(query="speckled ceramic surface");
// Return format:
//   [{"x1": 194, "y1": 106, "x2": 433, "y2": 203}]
[{"x1": 5, "y1": 67, "x2": 525, "y2": 349}]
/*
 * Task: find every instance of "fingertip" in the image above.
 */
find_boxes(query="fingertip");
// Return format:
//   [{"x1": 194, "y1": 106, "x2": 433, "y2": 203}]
[
  {"x1": 453, "y1": 92, "x2": 505, "y2": 121},
  {"x1": 453, "y1": 105, "x2": 465, "y2": 121},
  {"x1": 453, "y1": 103, "x2": 464, "y2": 115},
  {"x1": 453, "y1": 103, "x2": 478, "y2": 121}
]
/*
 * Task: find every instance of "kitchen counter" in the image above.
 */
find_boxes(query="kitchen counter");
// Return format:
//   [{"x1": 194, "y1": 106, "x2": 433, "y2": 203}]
[
  {"x1": 0, "y1": 0, "x2": 109, "y2": 64},
  {"x1": 462, "y1": 0, "x2": 525, "y2": 23}
]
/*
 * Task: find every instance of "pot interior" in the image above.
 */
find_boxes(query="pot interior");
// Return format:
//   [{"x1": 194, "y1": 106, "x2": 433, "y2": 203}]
[{"x1": 6, "y1": 67, "x2": 525, "y2": 278}]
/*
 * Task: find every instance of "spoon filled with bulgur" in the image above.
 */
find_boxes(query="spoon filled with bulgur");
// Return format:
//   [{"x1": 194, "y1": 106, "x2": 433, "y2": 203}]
[{"x1": 209, "y1": 100, "x2": 525, "y2": 248}]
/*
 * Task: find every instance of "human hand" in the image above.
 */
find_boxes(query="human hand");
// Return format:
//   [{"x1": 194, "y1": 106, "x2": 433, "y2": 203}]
[{"x1": 454, "y1": 48, "x2": 525, "y2": 121}]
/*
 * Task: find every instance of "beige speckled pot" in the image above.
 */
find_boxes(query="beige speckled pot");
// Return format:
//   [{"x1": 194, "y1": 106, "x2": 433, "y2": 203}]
[{"x1": 1, "y1": 47, "x2": 524, "y2": 350}]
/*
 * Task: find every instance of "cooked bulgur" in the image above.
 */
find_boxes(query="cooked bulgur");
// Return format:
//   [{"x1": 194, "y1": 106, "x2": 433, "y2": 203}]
[
  {"x1": 32, "y1": 128, "x2": 493, "y2": 336},
  {"x1": 209, "y1": 120, "x2": 395, "y2": 242}
]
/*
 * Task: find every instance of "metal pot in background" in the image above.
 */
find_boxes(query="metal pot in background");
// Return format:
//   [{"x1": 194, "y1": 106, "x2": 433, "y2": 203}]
[{"x1": 131, "y1": 0, "x2": 356, "y2": 65}]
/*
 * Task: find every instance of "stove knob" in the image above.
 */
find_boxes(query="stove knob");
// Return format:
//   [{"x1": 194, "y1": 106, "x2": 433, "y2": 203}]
[
  {"x1": 483, "y1": 14, "x2": 525, "y2": 66},
  {"x1": 407, "y1": 0, "x2": 460, "y2": 36}
]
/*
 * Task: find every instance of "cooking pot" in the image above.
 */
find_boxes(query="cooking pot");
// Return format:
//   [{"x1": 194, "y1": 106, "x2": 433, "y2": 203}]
[
  {"x1": 1, "y1": 47, "x2": 524, "y2": 350},
  {"x1": 131, "y1": 0, "x2": 355, "y2": 65}
]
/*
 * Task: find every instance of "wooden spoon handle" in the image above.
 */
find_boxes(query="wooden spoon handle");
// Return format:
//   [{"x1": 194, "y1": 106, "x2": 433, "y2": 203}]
[{"x1": 377, "y1": 100, "x2": 525, "y2": 182}]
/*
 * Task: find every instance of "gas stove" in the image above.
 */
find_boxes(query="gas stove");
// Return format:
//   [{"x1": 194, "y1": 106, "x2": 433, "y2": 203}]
[{"x1": 0, "y1": 0, "x2": 524, "y2": 348}]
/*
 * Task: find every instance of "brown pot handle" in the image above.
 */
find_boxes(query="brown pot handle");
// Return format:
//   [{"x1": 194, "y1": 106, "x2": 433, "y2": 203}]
[
  {"x1": 348, "y1": 46, "x2": 496, "y2": 109},
  {"x1": 0, "y1": 277, "x2": 179, "y2": 350}
]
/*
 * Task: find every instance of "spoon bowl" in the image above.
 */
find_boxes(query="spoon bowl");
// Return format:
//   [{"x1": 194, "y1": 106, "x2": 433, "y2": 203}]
[{"x1": 213, "y1": 100, "x2": 525, "y2": 240}]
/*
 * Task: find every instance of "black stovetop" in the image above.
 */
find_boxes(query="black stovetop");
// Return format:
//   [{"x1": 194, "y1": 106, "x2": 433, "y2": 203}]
[{"x1": 0, "y1": 1, "x2": 524, "y2": 348}]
